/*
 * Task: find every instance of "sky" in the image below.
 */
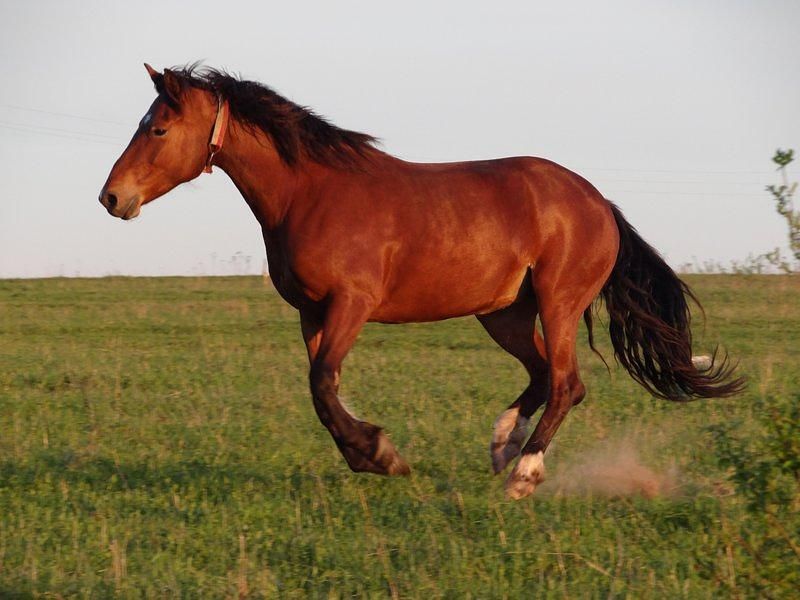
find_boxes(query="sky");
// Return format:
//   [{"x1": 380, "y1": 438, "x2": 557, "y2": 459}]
[{"x1": 0, "y1": 0, "x2": 798, "y2": 278}]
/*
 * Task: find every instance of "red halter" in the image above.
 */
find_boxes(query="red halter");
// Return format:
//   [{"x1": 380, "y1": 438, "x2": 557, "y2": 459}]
[{"x1": 204, "y1": 96, "x2": 230, "y2": 173}]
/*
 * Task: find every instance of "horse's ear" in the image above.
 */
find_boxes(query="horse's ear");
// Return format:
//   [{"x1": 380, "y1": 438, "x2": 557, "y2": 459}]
[
  {"x1": 144, "y1": 63, "x2": 168, "y2": 98},
  {"x1": 161, "y1": 69, "x2": 184, "y2": 104},
  {"x1": 144, "y1": 63, "x2": 183, "y2": 107},
  {"x1": 144, "y1": 63, "x2": 159, "y2": 81}
]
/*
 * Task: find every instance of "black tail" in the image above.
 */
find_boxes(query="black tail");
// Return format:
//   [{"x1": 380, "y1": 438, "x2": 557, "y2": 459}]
[{"x1": 587, "y1": 203, "x2": 745, "y2": 400}]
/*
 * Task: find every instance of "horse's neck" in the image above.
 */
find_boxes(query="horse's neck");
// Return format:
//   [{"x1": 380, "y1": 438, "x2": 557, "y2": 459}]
[{"x1": 215, "y1": 123, "x2": 302, "y2": 231}]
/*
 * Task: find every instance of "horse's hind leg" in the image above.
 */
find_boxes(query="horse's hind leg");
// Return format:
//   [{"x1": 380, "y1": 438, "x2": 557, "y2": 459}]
[
  {"x1": 504, "y1": 266, "x2": 606, "y2": 499},
  {"x1": 477, "y1": 294, "x2": 548, "y2": 474},
  {"x1": 300, "y1": 298, "x2": 410, "y2": 476}
]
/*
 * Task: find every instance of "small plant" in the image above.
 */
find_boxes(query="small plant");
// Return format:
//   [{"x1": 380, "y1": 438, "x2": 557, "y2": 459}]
[
  {"x1": 709, "y1": 393, "x2": 800, "y2": 590},
  {"x1": 764, "y1": 148, "x2": 799, "y2": 273},
  {"x1": 711, "y1": 394, "x2": 800, "y2": 512}
]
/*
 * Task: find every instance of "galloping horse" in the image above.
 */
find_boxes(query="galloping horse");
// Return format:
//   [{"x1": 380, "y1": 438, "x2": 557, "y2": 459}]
[{"x1": 99, "y1": 65, "x2": 743, "y2": 499}]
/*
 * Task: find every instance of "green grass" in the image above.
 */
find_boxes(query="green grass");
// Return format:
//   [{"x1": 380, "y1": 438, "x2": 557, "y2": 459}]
[{"x1": 0, "y1": 275, "x2": 798, "y2": 598}]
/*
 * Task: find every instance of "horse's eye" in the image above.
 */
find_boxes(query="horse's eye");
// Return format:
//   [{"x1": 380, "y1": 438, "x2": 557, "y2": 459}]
[{"x1": 153, "y1": 128, "x2": 167, "y2": 137}]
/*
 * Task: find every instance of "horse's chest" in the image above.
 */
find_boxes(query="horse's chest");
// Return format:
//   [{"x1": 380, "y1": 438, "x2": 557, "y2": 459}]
[{"x1": 263, "y1": 237, "x2": 321, "y2": 312}]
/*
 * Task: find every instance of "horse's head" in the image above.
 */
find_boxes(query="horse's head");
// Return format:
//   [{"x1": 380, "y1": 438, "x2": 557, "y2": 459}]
[{"x1": 99, "y1": 64, "x2": 226, "y2": 220}]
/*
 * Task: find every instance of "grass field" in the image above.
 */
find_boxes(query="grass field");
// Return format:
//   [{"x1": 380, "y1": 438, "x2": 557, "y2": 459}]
[{"x1": 0, "y1": 275, "x2": 798, "y2": 598}]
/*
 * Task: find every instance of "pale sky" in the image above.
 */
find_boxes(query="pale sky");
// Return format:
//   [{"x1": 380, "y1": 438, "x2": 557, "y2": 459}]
[{"x1": 1, "y1": 1, "x2": 798, "y2": 277}]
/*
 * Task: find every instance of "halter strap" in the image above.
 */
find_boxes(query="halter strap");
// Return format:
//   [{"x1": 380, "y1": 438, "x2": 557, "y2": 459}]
[{"x1": 204, "y1": 96, "x2": 230, "y2": 173}]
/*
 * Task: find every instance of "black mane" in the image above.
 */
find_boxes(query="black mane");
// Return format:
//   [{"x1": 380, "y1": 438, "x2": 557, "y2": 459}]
[{"x1": 169, "y1": 64, "x2": 379, "y2": 168}]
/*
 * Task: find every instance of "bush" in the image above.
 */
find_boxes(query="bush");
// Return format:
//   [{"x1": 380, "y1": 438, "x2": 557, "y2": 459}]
[{"x1": 709, "y1": 393, "x2": 800, "y2": 591}]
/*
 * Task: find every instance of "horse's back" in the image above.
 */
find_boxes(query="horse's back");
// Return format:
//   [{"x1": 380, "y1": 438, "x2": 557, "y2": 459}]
[{"x1": 384, "y1": 155, "x2": 615, "y2": 269}]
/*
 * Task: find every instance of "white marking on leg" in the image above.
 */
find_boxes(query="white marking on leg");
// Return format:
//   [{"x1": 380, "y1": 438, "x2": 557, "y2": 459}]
[
  {"x1": 332, "y1": 371, "x2": 359, "y2": 420},
  {"x1": 490, "y1": 408, "x2": 530, "y2": 474},
  {"x1": 505, "y1": 451, "x2": 545, "y2": 500},
  {"x1": 493, "y1": 407, "x2": 520, "y2": 444},
  {"x1": 517, "y1": 451, "x2": 545, "y2": 479}
]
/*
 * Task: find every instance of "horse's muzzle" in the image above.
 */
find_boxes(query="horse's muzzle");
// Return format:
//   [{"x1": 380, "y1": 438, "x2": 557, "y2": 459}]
[{"x1": 99, "y1": 189, "x2": 140, "y2": 220}]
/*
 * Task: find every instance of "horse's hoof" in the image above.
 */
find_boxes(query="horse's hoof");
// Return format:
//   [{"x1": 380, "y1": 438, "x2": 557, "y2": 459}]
[
  {"x1": 341, "y1": 427, "x2": 411, "y2": 476},
  {"x1": 374, "y1": 430, "x2": 411, "y2": 476},
  {"x1": 504, "y1": 452, "x2": 545, "y2": 500},
  {"x1": 491, "y1": 440, "x2": 524, "y2": 475}
]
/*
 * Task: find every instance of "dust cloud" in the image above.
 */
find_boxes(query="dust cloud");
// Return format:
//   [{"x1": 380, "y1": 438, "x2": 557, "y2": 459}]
[{"x1": 545, "y1": 439, "x2": 680, "y2": 499}]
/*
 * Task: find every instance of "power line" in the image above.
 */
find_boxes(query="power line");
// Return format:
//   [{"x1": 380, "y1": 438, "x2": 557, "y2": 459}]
[
  {"x1": 0, "y1": 103, "x2": 130, "y2": 127},
  {"x1": 0, "y1": 120, "x2": 122, "y2": 141},
  {"x1": 592, "y1": 178, "x2": 768, "y2": 186},
  {"x1": 603, "y1": 189, "x2": 762, "y2": 197},
  {"x1": 401, "y1": 154, "x2": 779, "y2": 178},
  {"x1": 0, "y1": 123, "x2": 121, "y2": 146},
  {"x1": 577, "y1": 165, "x2": 775, "y2": 176}
]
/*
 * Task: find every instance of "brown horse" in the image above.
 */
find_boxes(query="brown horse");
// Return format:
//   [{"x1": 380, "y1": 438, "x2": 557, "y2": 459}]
[{"x1": 99, "y1": 64, "x2": 743, "y2": 499}]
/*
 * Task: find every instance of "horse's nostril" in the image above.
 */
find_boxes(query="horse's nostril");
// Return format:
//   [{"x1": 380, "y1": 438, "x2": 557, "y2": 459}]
[{"x1": 107, "y1": 193, "x2": 118, "y2": 209}]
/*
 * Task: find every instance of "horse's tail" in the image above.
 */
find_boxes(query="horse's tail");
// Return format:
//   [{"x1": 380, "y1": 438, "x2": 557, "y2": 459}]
[{"x1": 587, "y1": 202, "x2": 745, "y2": 400}]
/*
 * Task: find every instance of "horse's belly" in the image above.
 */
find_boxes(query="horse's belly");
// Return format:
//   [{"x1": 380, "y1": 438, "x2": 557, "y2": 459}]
[{"x1": 370, "y1": 262, "x2": 530, "y2": 323}]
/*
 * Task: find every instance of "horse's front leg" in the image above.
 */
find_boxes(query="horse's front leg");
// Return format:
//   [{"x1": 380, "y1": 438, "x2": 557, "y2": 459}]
[{"x1": 299, "y1": 297, "x2": 410, "y2": 476}]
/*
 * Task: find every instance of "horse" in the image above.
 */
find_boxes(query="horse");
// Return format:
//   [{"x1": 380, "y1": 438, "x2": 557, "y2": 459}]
[{"x1": 99, "y1": 64, "x2": 744, "y2": 499}]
